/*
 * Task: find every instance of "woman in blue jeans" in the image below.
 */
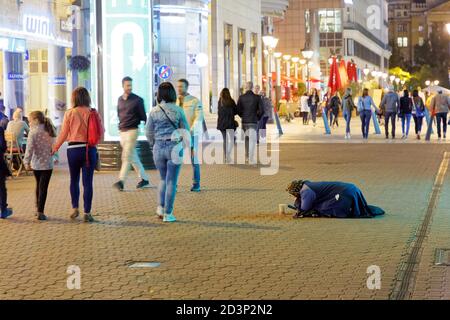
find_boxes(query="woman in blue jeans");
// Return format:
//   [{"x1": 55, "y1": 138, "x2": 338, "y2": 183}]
[
  {"x1": 53, "y1": 87, "x2": 104, "y2": 223},
  {"x1": 146, "y1": 82, "x2": 189, "y2": 223},
  {"x1": 357, "y1": 89, "x2": 379, "y2": 139}
]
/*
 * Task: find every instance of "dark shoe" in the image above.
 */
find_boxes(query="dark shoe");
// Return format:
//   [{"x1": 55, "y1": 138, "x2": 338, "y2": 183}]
[
  {"x1": 113, "y1": 181, "x2": 124, "y2": 192},
  {"x1": 136, "y1": 179, "x2": 153, "y2": 189},
  {"x1": 37, "y1": 213, "x2": 47, "y2": 221},
  {"x1": 70, "y1": 208, "x2": 80, "y2": 220},
  {"x1": 0, "y1": 208, "x2": 13, "y2": 219},
  {"x1": 84, "y1": 214, "x2": 95, "y2": 223},
  {"x1": 190, "y1": 183, "x2": 201, "y2": 192}
]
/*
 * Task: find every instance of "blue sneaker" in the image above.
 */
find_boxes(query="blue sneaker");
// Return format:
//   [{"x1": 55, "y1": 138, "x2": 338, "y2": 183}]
[
  {"x1": 1, "y1": 208, "x2": 13, "y2": 219},
  {"x1": 190, "y1": 183, "x2": 201, "y2": 192}
]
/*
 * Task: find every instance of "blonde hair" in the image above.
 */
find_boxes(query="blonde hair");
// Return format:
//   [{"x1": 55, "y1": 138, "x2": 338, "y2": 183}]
[{"x1": 13, "y1": 109, "x2": 23, "y2": 121}]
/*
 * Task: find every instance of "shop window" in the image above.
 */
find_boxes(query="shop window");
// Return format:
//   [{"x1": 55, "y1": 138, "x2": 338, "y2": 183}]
[
  {"x1": 30, "y1": 62, "x2": 39, "y2": 73},
  {"x1": 250, "y1": 33, "x2": 258, "y2": 84},
  {"x1": 41, "y1": 62, "x2": 48, "y2": 73},
  {"x1": 237, "y1": 29, "x2": 246, "y2": 93},
  {"x1": 224, "y1": 24, "x2": 233, "y2": 89},
  {"x1": 418, "y1": 25, "x2": 424, "y2": 32}
]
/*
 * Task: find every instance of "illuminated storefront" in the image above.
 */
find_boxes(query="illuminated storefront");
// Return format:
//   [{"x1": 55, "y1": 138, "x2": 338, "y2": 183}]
[{"x1": 0, "y1": 0, "x2": 73, "y2": 127}]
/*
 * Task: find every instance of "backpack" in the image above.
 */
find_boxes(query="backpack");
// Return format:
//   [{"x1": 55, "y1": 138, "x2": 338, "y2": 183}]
[{"x1": 87, "y1": 109, "x2": 103, "y2": 147}]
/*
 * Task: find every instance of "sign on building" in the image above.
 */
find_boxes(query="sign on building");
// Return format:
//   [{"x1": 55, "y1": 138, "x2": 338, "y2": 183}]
[{"x1": 101, "y1": 0, "x2": 153, "y2": 141}]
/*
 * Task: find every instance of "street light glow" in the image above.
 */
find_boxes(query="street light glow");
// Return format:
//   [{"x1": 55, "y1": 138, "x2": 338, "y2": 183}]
[
  {"x1": 291, "y1": 57, "x2": 300, "y2": 63},
  {"x1": 425, "y1": 80, "x2": 431, "y2": 86},
  {"x1": 274, "y1": 52, "x2": 282, "y2": 59},
  {"x1": 302, "y1": 49, "x2": 314, "y2": 60},
  {"x1": 283, "y1": 55, "x2": 291, "y2": 61}
]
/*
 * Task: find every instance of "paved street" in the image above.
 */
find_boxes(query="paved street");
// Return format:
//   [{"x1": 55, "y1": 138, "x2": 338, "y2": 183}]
[{"x1": 0, "y1": 141, "x2": 449, "y2": 300}]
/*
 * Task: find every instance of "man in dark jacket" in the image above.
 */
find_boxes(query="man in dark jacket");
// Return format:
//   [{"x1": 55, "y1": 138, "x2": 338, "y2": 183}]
[
  {"x1": 0, "y1": 127, "x2": 13, "y2": 219},
  {"x1": 0, "y1": 105, "x2": 9, "y2": 130},
  {"x1": 237, "y1": 82, "x2": 263, "y2": 164},
  {"x1": 113, "y1": 76, "x2": 153, "y2": 192}
]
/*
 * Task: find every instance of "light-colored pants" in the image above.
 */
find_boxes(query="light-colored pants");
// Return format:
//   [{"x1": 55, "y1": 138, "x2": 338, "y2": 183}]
[{"x1": 119, "y1": 129, "x2": 149, "y2": 182}]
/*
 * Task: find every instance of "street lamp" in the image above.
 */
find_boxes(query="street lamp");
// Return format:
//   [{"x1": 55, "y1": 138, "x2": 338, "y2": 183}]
[
  {"x1": 363, "y1": 65, "x2": 370, "y2": 77},
  {"x1": 291, "y1": 57, "x2": 300, "y2": 81},
  {"x1": 446, "y1": 23, "x2": 450, "y2": 35},
  {"x1": 434, "y1": 80, "x2": 440, "y2": 86},
  {"x1": 274, "y1": 52, "x2": 282, "y2": 88},
  {"x1": 390, "y1": 75, "x2": 396, "y2": 83},
  {"x1": 302, "y1": 46, "x2": 314, "y2": 92},
  {"x1": 425, "y1": 80, "x2": 431, "y2": 87},
  {"x1": 262, "y1": 35, "x2": 279, "y2": 98},
  {"x1": 283, "y1": 55, "x2": 292, "y2": 88}
]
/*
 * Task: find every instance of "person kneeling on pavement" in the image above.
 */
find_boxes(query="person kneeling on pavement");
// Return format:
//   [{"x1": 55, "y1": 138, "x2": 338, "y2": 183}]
[{"x1": 287, "y1": 180, "x2": 385, "y2": 219}]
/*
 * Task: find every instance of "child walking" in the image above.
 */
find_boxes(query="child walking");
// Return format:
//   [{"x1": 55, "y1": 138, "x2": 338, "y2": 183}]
[{"x1": 24, "y1": 111, "x2": 57, "y2": 221}]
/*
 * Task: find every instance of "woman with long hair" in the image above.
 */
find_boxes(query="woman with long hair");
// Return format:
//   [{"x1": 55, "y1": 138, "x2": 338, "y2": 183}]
[
  {"x1": 146, "y1": 82, "x2": 190, "y2": 223},
  {"x1": 342, "y1": 88, "x2": 356, "y2": 139},
  {"x1": 308, "y1": 88, "x2": 320, "y2": 126},
  {"x1": 24, "y1": 111, "x2": 57, "y2": 221},
  {"x1": 217, "y1": 88, "x2": 238, "y2": 163},
  {"x1": 411, "y1": 89, "x2": 426, "y2": 140},
  {"x1": 52, "y1": 87, "x2": 104, "y2": 223},
  {"x1": 357, "y1": 88, "x2": 379, "y2": 140}
]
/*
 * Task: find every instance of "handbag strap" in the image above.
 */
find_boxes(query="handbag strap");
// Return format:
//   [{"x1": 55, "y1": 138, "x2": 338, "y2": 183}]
[{"x1": 159, "y1": 105, "x2": 178, "y2": 130}]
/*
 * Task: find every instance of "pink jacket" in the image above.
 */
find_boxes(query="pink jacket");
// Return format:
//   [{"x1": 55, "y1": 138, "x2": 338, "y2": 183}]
[{"x1": 54, "y1": 106, "x2": 104, "y2": 151}]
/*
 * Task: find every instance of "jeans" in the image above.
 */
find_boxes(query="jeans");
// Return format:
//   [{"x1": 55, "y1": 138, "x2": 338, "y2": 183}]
[
  {"x1": 153, "y1": 141, "x2": 183, "y2": 214},
  {"x1": 385, "y1": 112, "x2": 397, "y2": 138},
  {"x1": 436, "y1": 112, "x2": 448, "y2": 138},
  {"x1": 119, "y1": 129, "x2": 149, "y2": 182},
  {"x1": 221, "y1": 129, "x2": 235, "y2": 162},
  {"x1": 34, "y1": 170, "x2": 52, "y2": 214},
  {"x1": 413, "y1": 115, "x2": 424, "y2": 134},
  {"x1": 401, "y1": 113, "x2": 412, "y2": 136},
  {"x1": 310, "y1": 105, "x2": 318, "y2": 124},
  {"x1": 257, "y1": 116, "x2": 269, "y2": 141},
  {"x1": 360, "y1": 110, "x2": 372, "y2": 139},
  {"x1": 191, "y1": 135, "x2": 201, "y2": 185},
  {"x1": 242, "y1": 123, "x2": 258, "y2": 163},
  {"x1": 344, "y1": 112, "x2": 351, "y2": 134},
  {"x1": 302, "y1": 112, "x2": 309, "y2": 124},
  {"x1": 67, "y1": 146, "x2": 97, "y2": 214},
  {"x1": 0, "y1": 170, "x2": 7, "y2": 212}
]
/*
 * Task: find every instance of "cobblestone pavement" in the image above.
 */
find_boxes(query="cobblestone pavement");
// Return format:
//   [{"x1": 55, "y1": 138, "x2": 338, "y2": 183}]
[{"x1": 0, "y1": 143, "x2": 449, "y2": 300}]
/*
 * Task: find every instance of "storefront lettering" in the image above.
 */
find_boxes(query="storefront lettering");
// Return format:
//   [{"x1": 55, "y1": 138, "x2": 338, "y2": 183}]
[
  {"x1": 23, "y1": 14, "x2": 53, "y2": 38},
  {"x1": 7, "y1": 73, "x2": 25, "y2": 81}
]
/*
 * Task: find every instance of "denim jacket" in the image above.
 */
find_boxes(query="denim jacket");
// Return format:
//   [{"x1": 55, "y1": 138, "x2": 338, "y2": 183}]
[
  {"x1": 145, "y1": 102, "x2": 190, "y2": 147},
  {"x1": 358, "y1": 96, "x2": 378, "y2": 112}
]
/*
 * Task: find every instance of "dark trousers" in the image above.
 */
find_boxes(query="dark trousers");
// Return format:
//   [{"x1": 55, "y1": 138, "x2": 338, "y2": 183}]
[
  {"x1": 67, "y1": 146, "x2": 97, "y2": 214},
  {"x1": 310, "y1": 105, "x2": 318, "y2": 124},
  {"x1": 385, "y1": 112, "x2": 397, "y2": 138},
  {"x1": 0, "y1": 171, "x2": 7, "y2": 212},
  {"x1": 413, "y1": 115, "x2": 424, "y2": 134},
  {"x1": 436, "y1": 112, "x2": 448, "y2": 138},
  {"x1": 257, "y1": 116, "x2": 269, "y2": 141},
  {"x1": 360, "y1": 110, "x2": 371, "y2": 139},
  {"x1": 302, "y1": 112, "x2": 309, "y2": 124},
  {"x1": 34, "y1": 170, "x2": 53, "y2": 214}
]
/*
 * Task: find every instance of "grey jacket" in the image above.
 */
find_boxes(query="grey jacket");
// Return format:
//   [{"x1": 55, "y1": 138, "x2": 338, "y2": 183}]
[
  {"x1": 380, "y1": 91, "x2": 400, "y2": 113},
  {"x1": 430, "y1": 93, "x2": 450, "y2": 114}
]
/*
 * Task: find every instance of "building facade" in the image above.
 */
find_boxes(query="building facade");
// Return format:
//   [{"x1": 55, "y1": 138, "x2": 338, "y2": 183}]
[
  {"x1": 0, "y1": 0, "x2": 73, "y2": 126},
  {"x1": 273, "y1": 0, "x2": 391, "y2": 86},
  {"x1": 388, "y1": 0, "x2": 450, "y2": 65},
  {"x1": 209, "y1": 0, "x2": 263, "y2": 109}
]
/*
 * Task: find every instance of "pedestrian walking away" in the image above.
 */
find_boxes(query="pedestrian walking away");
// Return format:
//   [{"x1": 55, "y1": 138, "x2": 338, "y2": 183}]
[
  {"x1": 379, "y1": 86, "x2": 400, "y2": 139},
  {"x1": 411, "y1": 90, "x2": 426, "y2": 140},
  {"x1": 255, "y1": 85, "x2": 271, "y2": 143},
  {"x1": 0, "y1": 126, "x2": 12, "y2": 219},
  {"x1": 176, "y1": 79, "x2": 204, "y2": 192},
  {"x1": 146, "y1": 82, "x2": 190, "y2": 223},
  {"x1": 113, "y1": 76, "x2": 153, "y2": 192},
  {"x1": 300, "y1": 92, "x2": 310, "y2": 125},
  {"x1": 217, "y1": 88, "x2": 238, "y2": 163},
  {"x1": 23, "y1": 111, "x2": 57, "y2": 221},
  {"x1": 53, "y1": 87, "x2": 105, "y2": 223},
  {"x1": 342, "y1": 88, "x2": 356, "y2": 139},
  {"x1": 308, "y1": 89, "x2": 320, "y2": 126},
  {"x1": 399, "y1": 90, "x2": 413, "y2": 139},
  {"x1": 358, "y1": 88, "x2": 379, "y2": 140},
  {"x1": 329, "y1": 92, "x2": 341, "y2": 128},
  {"x1": 237, "y1": 81, "x2": 264, "y2": 164},
  {"x1": 430, "y1": 89, "x2": 449, "y2": 140}
]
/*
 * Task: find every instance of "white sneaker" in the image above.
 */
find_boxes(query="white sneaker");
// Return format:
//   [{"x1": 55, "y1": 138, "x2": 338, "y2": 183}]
[
  {"x1": 348, "y1": 134, "x2": 351, "y2": 140},
  {"x1": 163, "y1": 213, "x2": 177, "y2": 223},
  {"x1": 156, "y1": 206, "x2": 164, "y2": 219}
]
